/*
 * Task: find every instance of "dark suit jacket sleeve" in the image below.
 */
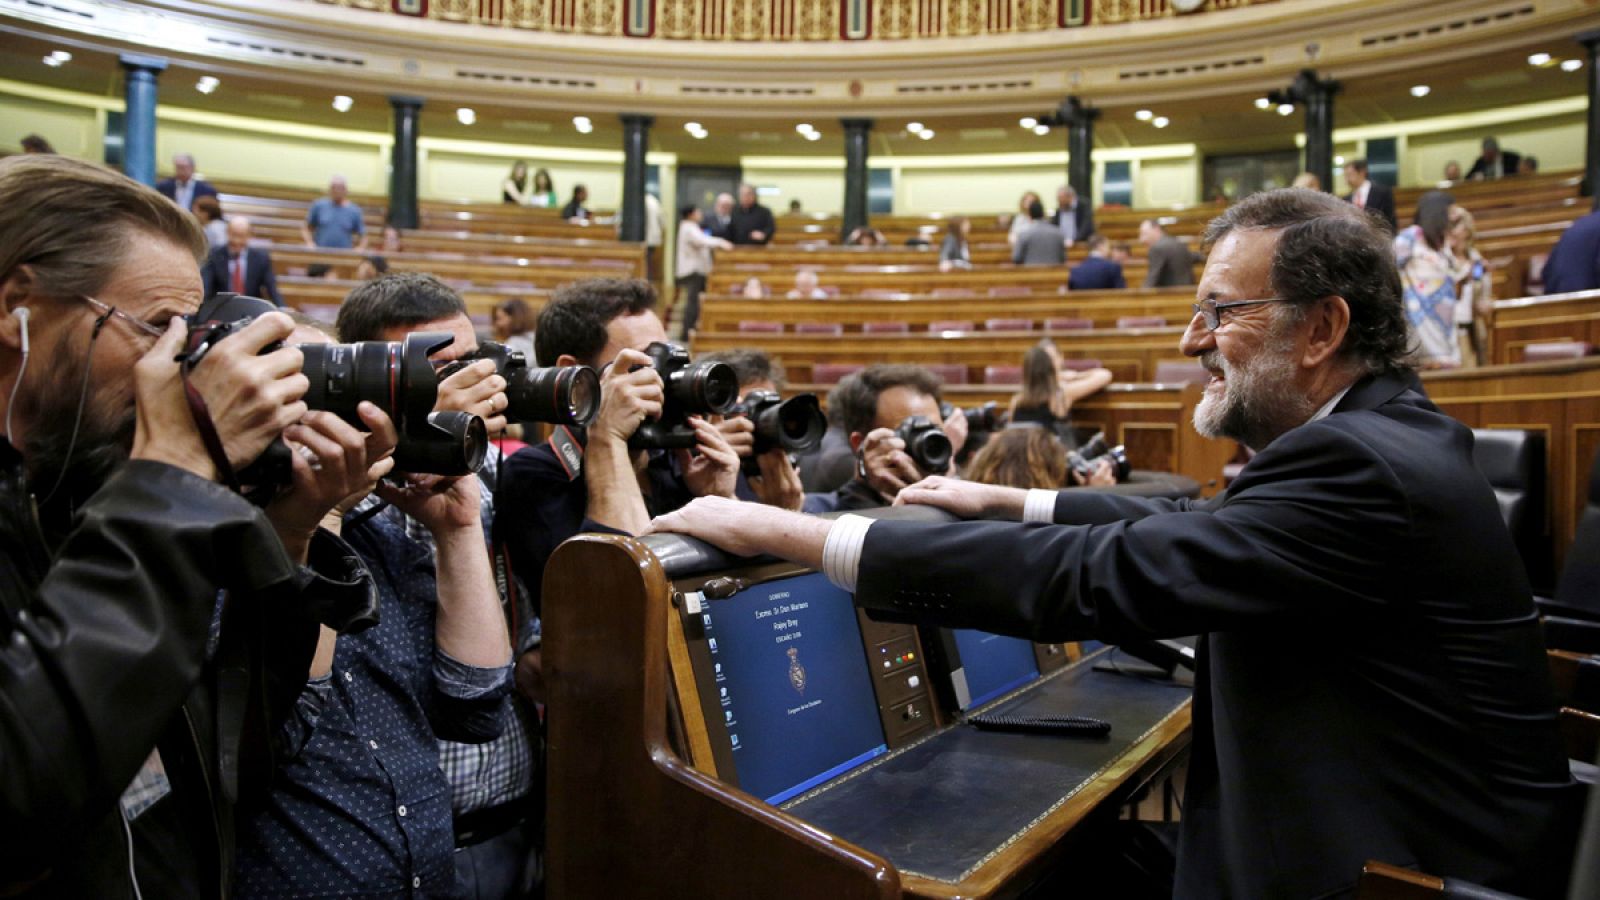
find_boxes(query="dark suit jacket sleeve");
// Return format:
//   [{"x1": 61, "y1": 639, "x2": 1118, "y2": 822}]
[
  {"x1": 1076, "y1": 204, "x2": 1094, "y2": 240},
  {"x1": 1374, "y1": 185, "x2": 1398, "y2": 231},
  {"x1": 196, "y1": 180, "x2": 218, "y2": 199},
  {"x1": 156, "y1": 178, "x2": 175, "y2": 200},
  {"x1": 257, "y1": 250, "x2": 283, "y2": 306},
  {"x1": 1466, "y1": 158, "x2": 1489, "y2": 179},
  {"x1": 1143, "y1": 248, "x2": 1167, "y2": 287},
  {"x1": 853, "y1": 422, "x2": 1407, "y2": 644},
  {"x1": 1011, "y1": 238, "x2": 1026, "y2": 265},
  {"x1": 1113, "y1": 265, "x2": 1126, "y2": 289},
  {"x1": 761, "y1": 207, "x2": 776, "y2": 241}
]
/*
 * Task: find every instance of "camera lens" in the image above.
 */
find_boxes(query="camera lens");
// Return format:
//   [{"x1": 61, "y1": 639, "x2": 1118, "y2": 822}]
[
  {"x1": 673, "y1": 360, "x2": 738, "y2": 415},
  {"x1": 507, "y1": 365, "x2": 601, "y2": 427},
  {"x1": 299, "y1": 332, "x2": 451, "y2": 434},
  {"x1": 391, "y1": 411, "x2": 488, "y2": 475},
  {"x1": 908, "y1": 429, "x2": 953, "y2": 475},
  {"x1": 760, "y1": 394, "x2": 825, "y2": 454}
]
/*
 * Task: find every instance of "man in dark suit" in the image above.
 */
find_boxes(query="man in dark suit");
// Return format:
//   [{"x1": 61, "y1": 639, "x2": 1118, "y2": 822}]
[
  {"x1": 1542, "y1": 209, "x2": 1600, "y2": 294},
  {"x1": 1341, "y1": 158, "x2": 1397, "y2": 232},
  {"x1": 1465, "y1": 137, "x2": 1521, "y2": 180},
  {"x1": 1068, "y1": 235, "x2": 1127, "y2": 290},
  {"x1": 651, "y1": 189, "x2": 1580, "y2": 899},
  {"x1": 1140, "y1": 219, "x2": 1196, "y2": 287},
  {"x1": 1011, "y1": 200, "x2": 1066, "y2": 266},
  {"x1": 730, "y1": 183, "x2": 776, "y2": 245},
  {"x1": 1050, "y1": 185, "x2": 1094, "y2": 246},
  {"x1": 202, "y1": 216, "x2": 282, "y2": 306},
  {"x1": 155, "y1": 153, "x2": 217, "y2": 211},
  {"x1": 705, "y1": 193, "x2": 736, "y2": 241}
]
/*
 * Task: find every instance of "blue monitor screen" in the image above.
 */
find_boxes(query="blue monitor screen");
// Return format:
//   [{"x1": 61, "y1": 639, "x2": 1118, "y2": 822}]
[
  {"x1": 703, "y1": 572, "x2": 889, "y2": 805},
  {"x1": 952, "y1": 630, "x2": 1040, "y2": 710}
]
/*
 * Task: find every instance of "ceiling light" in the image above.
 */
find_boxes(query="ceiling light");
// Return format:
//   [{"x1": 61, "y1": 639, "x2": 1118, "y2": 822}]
[
  {"x1": 1528, "y1": 52, "x2": 1552, "y2": 66},
  {"x1": 918, "y1": 130, "x2": 934, "y2": 140},
  {"x1": 1151, "y1": 116, "x2": 1169, "y2": 128},
  {"x1": 1409, "y1": 84, "x2": 1430, "y2": 97},
  {"x1": 1334, "y1": 155, "x2": 1345, "y2": 166},
  {"x1": 574, "y1": 116, "x2": 593, "y2": 133},
  {"x1": 49, "y1": 50, "x2": 72, "y2": 63},
  {"x1": 1135, "y1": 109, "x2": 1153, "y2": 121},
  {"x1": 907, "y1": 121, "x2": 924, "y2": 132},
  {"x1": 331, "y1": 95, "x2": 354, "y2": 112},
  {"x1": 1019, "y1": 116, "x2": 1037, "y2": 129},
  {"x1": 42, "y1": 55, "x2": 64, "y2": 68},
  {"x1": 196, "y1": 76, "x2": 219, "y2": 94},
  {"x1": 685, "y1": 121, "x2": 702, "y2": 131},
  {"x1": 796, "y1": 123, "x2": 815, "y2": 134},
  {"x1": 1561, "y1": 59, "x2": 1584, "y2": 72},
  {"x1": 1254, "y1": 97, "x2": 1271, "y2": 110},
  {"x1": 804, "y1": 131, "x2": 821, "y2": 142},
  {"x1": 1033, "y1": 124, "x2": 1050, "y2": 135},
  {"x1": 456, "y1": 107, "x2": 476, "y2": 125},
  {"x1": 1277, "y1": 103, "x2": 1295, "y2": 116},
  {"x1": 692, "y1": 130, "x2": 708, "y2": 140}
]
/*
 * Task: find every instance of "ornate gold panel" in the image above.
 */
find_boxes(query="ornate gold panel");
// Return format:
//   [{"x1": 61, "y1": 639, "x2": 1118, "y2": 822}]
[
  {"x1": 729, "y1": 0, "x2": 768, "y2": 40},
  {"x1": 795, "y1": 0, "x2": 839, "y2": 40}
]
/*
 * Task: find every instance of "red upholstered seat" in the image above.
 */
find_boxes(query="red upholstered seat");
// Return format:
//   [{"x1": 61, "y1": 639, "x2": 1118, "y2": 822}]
[
  {"x1": 983, "y1": 365, "x2": 1023, "y2": 385},
  {"x1": 1046, "y1": 317, "x2": 1094, "y2": 330},
  {"x1": 984, "y1": 318, "x2": 1034, "y2": 332},
  {"x1": 795, "y1": 321, "x2": 844, "y2": 335},
  {"x1": 813, "y1": 363, "x2": 866, "y2": 385},
  {"x1": 1522, "y1": 341, "x2": 1592, "y2": 362},
  {"x1": 931, "y1": 288, "x2": 977, "y2": 298},
  {"x1": 1154, "y1": 360, "x2": 1212, "y2": 385},
  {"x1": 987, "y1": 285, "x2": 1031, "y2": 297},
  {"x1": 859, "y1": 289, "x2": 901, "y2": 300},
  {"x1": 862, "y1": 321, "x2": 910, "y2": 334},
  {"x1": 1117, "y1": 316, "x2": 1168, "y2": 329},
  {"x1": 738, "y1": 320, "x2": 783, "y2": 333},
  {"x1": 927, "y1": 320, "x2": 975, "y2": 333},
  {"x1": 926, "y1": 363, "x2": 969, "y2": 385}
]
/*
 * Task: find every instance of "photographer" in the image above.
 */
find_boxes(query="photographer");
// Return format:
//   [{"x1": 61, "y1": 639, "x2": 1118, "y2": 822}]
[
  {"x1": 494, "y1": 278, "x2": 739, "y2": 615},
  {"x1": 700, "y1": 348, "x2": 831, "y2": 514},
  {"x1": 0, "y1": 155, "x2": 379, "y2": 896},
  {"x1": 808, "y1": 364, "x2": 969, "y2": 511},
  {"x1": 232, "y1": 274, "x2": 526, "y2": 899}
]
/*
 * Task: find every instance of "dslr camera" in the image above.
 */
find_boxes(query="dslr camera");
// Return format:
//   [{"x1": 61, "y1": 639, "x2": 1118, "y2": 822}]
[
  {"x1": 627, "y1": 342, "x2": 739, "y2": 450},
  {"x1": 1066, "y1": 431, "x2": 1131, "y2": 483},
  {"x1": 726, "y1": 390, "x2": 826, "y2": 476},
  {"x1": 180, "y1": 293, "x2": 489, "y2": 485},
  {"x1": 894, "y1": 415, "x2": 953, "y2": 476},
  {"x1": 436, "y1": 340, "x2": 600, "y2": 429}
]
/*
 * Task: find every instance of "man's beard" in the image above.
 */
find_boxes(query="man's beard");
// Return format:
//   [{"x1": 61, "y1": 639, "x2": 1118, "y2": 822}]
[
  {"x1": 15, "y1": 331, "x2": 137, "y2": 540},
  {"x1": 1192, "y1": 338, "x2": 1316, "y2": 451}
]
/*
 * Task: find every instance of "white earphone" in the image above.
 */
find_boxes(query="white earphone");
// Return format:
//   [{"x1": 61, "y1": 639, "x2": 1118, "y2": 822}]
[
  {"x1": 6, "y1": 306, "x2": 31, "y2": 438},
  {"x1": 14, "y1": 306, "x2": 28, "y2": 353}
]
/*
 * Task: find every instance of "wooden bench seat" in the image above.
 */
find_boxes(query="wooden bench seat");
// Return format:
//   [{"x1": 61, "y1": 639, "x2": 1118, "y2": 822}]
[
  {"x1": 268, "y1": 246, "x2": 641, "y2": 287},
  {"x1": 696, "y1": 289, "x2": 1196, "y2": 333}
]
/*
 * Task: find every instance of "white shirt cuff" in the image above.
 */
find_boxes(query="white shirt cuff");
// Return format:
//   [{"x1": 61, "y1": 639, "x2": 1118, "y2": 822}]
[
  {"x1": 1023, "y1": 488, "x2": 1059, "y2": 524},
  {"x1": 821, "y1": 514, "x2": 874, "y2": 593}
]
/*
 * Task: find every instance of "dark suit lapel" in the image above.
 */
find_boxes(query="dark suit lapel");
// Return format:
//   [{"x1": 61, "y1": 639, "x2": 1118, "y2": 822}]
[{"x1": 1331, "y1": 371, "x2": 1423, "y2": 415}]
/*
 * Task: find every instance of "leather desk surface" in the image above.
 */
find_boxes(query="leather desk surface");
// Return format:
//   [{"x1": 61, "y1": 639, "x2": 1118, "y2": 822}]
[{"x1": 782, "y1": 649, "x2": 1192, "y2": 888}]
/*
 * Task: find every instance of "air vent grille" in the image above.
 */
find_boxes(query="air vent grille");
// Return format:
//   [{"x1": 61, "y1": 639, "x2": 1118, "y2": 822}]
[
  {"x1": 896, "y1": 79, "x2": 1034, "y2": 95},
  {"x1": 205, "y1": 35, "x2": 365, "y2": 66},
  {"x1": 456, "y1": 69, "x2": 597, "y2": 89},
  {"x1": 1118, "y1": 55, "x2": 1263, "y2": 81},
  {"x1": 1359, "y1": 3, "x2": 1535, "y2": 47},
  {"x1": 680, "y1": 84, "x2": 816, "y2": 96}
]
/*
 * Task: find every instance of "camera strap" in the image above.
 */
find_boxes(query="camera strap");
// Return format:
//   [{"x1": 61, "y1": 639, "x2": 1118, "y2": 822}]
[
  {"x1": 547, "y1": 426, "x2": 586, "y2": 482},
  {"x1": 179, "y1": 359, "x2": 241, "y2": 492}
]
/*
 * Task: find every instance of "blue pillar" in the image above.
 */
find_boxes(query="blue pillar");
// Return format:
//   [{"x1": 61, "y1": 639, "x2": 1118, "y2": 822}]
[
  {"x1": 119, "y1": 54, "x2": 166, "y2": 186},
  {"x1": 388, "y1": 95, "x2": 424, "y2": 230}
]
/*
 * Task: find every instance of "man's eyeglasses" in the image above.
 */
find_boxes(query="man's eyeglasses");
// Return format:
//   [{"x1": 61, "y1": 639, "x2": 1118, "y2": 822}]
[
  {"x1": 80, "y1": 295, "x2": 167, "y2": 340},
  {"x1": 1191, "y1": 296, "x2": 1284, "y2": 332}
]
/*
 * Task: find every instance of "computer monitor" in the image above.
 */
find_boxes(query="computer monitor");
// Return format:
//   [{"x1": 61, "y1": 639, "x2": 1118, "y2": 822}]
[
  {"x1": 947, "y1": 630, "x2": 1041, "y2": 711},
  {"x1": 693, "y1": 571, "x2": 890, "y2": 805}
]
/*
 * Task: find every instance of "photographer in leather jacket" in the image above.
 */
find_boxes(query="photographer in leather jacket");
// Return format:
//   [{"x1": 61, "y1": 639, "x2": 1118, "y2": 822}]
[{"x1": 0, "y1": 155, "x2": 383, "y2": 897}]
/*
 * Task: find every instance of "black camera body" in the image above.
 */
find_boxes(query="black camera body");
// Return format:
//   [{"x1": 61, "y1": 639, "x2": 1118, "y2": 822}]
[
  {"x1": 182, "y1": 293, "x2": 488, "y2": 482},
  {"x1": 628, "y1": 342, "x2": 739, "y2": 450},
  {"x1": 437, "y1": 340, "x2": 600, "y2": 428},
  {"x1": 1066, "y1": 431, "x2": 1131, "y2": 483},
  {"x1": 728, "y1": 390, "x2": 825, "y2": 476},
  {"x1": 894, "y1": 415, "x2": 953, "y2": 476}
]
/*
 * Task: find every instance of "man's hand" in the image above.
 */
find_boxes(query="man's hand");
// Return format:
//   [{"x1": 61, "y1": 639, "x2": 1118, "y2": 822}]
[
  {"x1": 265, "y1": 403, "x2": 399, "y2": 561},
  {"x1": 678, "y1": 417, "x2": 739, "y2": 499},
  {"x1": 515, "y1": 649, "x2": 544, "y2": 704},
  {"x1": 717, "y1": 239, "x2": 735, "y2": 251},
  {"x1": 377, "y1": 473, "x2": 481, "y2": 536},
  {"x1": 748, "y1": 449, "x2": 804, "y2": 511},
  {"x1": 942, "y1": 411, "x2": 970, "y2": 463},
  {"x1": 858, "y1": 428, "x2": 923, "y2": 501},
  {"x1": 749, "y1": 231, "x2": 767, "y2": 242},
  {"x1": 590, "y1": 348, "x2": 663, "y2": 447},
  {"x1": 1069, "y1": 459, "x2": 1117, "y2": 488},
  {"x1": 714, "y1": 415, "x2": 755, "y2": 458},
  {"x1": 648, "y1": 496, "x2": 828, "y2": 568},
  {"x1": 132, "y1": 313, "x2": 310, "y2": 482},
  {"x1": 436, "y1": 359, "x2": 508, "y2": 437},
  {"x1": 894, "y1": 475, "x2": 1029, "y2": 520}
]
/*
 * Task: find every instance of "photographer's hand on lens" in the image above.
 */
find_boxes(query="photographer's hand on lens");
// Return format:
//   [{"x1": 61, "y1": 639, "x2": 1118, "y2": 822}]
[
  {"x1": 591, "y1": 348, "x2": 664, "y2": 447},
  {"x1": 748, "y1": 448, "x2": 804, "y2": 511},
  {"x1": 941, "y1": 409, "x2": 970, "y2": 459},
  {"x1": 894, "y1": 475, "x2": 1027, "y2": 520},
  {"x1": 859, "y1": 428, "x2": 922, "y2": 500},
  {"x1": 131, "y1": 313, "x2": 309, "y2": 482},
  {"x1": 436, "y1": 359, "x2": 508, "y2": 436},
  {"x1": 677, "y1": 416, "x2": 739, "y2": 499},
  {"x1": 713, "y1": 414, "x2": 756, "y2": 458},
  {"x1": 265, "y1": 403, "x2": 399, "y2": 562},
  {"x1": 376, "y1": 472, "x2": 482, "y2": 535}
]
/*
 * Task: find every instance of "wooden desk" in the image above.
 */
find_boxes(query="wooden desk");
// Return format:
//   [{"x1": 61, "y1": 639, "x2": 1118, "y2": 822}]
[
  {"x1": 1490, "y1": 290, "x2": 1600, "y2": 365},
  {"x1": 698, "y1": 289, "x2": 1195, "y2": 333}
]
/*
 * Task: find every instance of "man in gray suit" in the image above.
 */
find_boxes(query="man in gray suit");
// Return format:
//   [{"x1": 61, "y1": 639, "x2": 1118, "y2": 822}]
[
  {"x1": 1141, "y1": 219, "x2": 1196, "y2": 287},
  {"x1": 1011, "y1": 199, "x2": 1066, "y2": 266}
]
